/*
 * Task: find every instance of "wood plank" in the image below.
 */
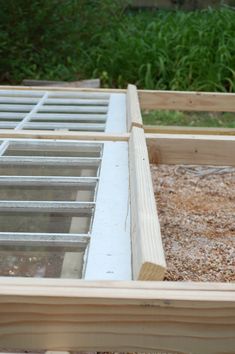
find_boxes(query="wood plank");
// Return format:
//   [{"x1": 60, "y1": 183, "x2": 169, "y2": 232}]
[
  {"x1": 126, "y1": 84, "x2": 143, "y2": 131},
  {"x1": 129, "y1": 127, "x2": 166, "y2": 280},
  {"x1": 144, "y1": 124, "x2": 235, "y2": 135},
  {"x1": 0, "y1": 85, "x2": 124, "y2": 94},
  {"x1": 0, "y1": 130, "x2": 130, "y2": 141},
  {"x1": 139, "y1": 90, "x2": 235, "y2": 112},
  {"x1": 0, "y1": 278, "x2": 234, "y2": 353},
  {"x1": 146, "y1": 133, "x2": 235, "y2": 165}
]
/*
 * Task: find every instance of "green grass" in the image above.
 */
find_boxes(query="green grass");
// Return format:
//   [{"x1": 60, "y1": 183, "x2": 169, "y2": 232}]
[
  {"x1": 0, "y1": 3, "x2": 235, "y2": 93},
  {"x1": 143, "y1": 111, "x2": 235, "y2": 127}
]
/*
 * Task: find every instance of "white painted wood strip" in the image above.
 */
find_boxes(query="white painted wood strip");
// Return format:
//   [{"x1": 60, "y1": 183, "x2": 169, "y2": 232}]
[
  {"x1": 16, "y1": 92, "x2": 48, "y2": 130},
  {"x1": 105, "y1": 93, "x2": 127, "y2": 133},
  {"x1": 0, "y1": 141, "x2": 10, "y2": 156},
  {"x1": 39, "y1": 105, "x2": 108, "y2": 113},
  {"x1": 85, "y1": 142, "x2": 131, "y2": 280},
  {"x1": 24, "y1": 122, "x2": 105, "y2": 131},
  {"x1": 129, "y1": 127, "x2": 166, "y2": 280}
]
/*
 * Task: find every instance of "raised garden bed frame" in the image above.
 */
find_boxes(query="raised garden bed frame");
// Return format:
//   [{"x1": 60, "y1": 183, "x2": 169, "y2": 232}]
[{"x1": 0, "y1": 85, "x2": 234, "y2": 354}]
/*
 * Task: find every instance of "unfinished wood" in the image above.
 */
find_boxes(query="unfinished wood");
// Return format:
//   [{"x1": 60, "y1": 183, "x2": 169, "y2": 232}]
[
  {"x1": 129, "y1": 127, "x2": 166, "y2": 280},
  {"x1": 0, "y1": 130, "x2": 130, "y2": 141},
  {"x1": 126, "y1": 84, "x2": 143, "y2": 131},
  {"x1": 139, "y1": 90, "x2": 235, "y2": 112},
  {"x1": 0, "y1": 278, "x2": 234, "y2": 353},
  {"x1": 0, "y1": 85, "x2": 124, "y2": 94},
  {"x1": 146, "y1": 133, "x2": 235, "y2": 166},
  {"x1": 144, "y1": 124, "x2": 235, "y2": 135}
]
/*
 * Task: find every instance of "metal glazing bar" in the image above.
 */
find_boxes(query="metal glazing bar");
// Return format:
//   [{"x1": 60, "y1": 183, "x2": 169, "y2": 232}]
[
  {"x1": 23, "y1": 122, "x2": 105, "y2": 131},
  {"x1": 0, "y1": 97, "x2": 39, "y2": 104},
  {"x1": 0, "y1": 201, "x2": 95, "y2": 213},
  {"x1": 0, "y1": 156, "x2": 101, "y2": 166},
  {"x1": 0, "y1": 232, "x2": 90, "y2": 248},
  {"x1": 39, "y1": 105, "x2": 107, "y2": 113},
  {"x1": 45, "y1": 98, "x2": 109, "y2": 105},
  {"x1": 0, "y1": 176, "x2": 98, "y2": 186}
]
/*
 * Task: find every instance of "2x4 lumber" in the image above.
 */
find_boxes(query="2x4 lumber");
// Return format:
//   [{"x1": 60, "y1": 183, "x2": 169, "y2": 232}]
[
  {"x1": 0, "y1": 278, "x2": 234, "y2": 353},
  {"x1": 146, "y1": 133, "x2": 235, "y2": 166},
  {"x1": 129, "y1": 127, "x2": 166, "y2": 280},
  {"x1": 0, "y1": 85, "x2": 124, "y2": 94},
  {"x1": 139, "y1": 90, "x2": 235, "y2": 112},
  {"x1": 126, "y1": 84, "x2": 143, "y2": 131},
  {"x1": 0, "y1": 130, "x2": 130, "y2": 141},
  {"x1": 2, "y1": 86, "x2": 235, "y2": 113},
  {"x1": 144, "y1": 124, "x2": 235, "y2": 136}
]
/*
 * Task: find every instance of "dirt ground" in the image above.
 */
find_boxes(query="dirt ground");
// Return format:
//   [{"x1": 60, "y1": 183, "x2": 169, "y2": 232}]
[{"x1": 151, "y1": 164, "x2": 235, "y2": 282}]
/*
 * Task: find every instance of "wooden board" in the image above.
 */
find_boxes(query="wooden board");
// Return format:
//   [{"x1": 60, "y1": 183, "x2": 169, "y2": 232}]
[
  {"x1": 139, "y1": 90, "x2": 235, "y2": 112},
  {"x1": 129, "y1": 127, "x2": 166, "y2": 280},
  {"x1": 0, "y1": 278, "x2": 234, "y2": 353},
  {"x1": 146, "y1": 133, "x2": 235, "y2": 166},
  {"x1": 144, "y1": 124, "x2": 235, "y2": 136},
  {"x1": 1, "y1": 86, "x2": 235, "y2": 114},
  {"x1": 0, "y1": 130, "x2": 129, "y2": 141},
  {"x1": 126, "y1": 84, "x2": 143, "y2": 131}
]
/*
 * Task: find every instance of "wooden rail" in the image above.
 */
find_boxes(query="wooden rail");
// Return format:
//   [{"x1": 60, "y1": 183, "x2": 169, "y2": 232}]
[{"x1": 0, "y1": 278, "x2": 234, "y2": 353}]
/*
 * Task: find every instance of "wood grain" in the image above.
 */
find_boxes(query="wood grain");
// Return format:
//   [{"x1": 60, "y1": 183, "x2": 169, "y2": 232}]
[
  {"x1": 0, "y1": 130, "x2": 129, "y2": 141},
  {"x1": 129, "y1": 127, "x2": 166, "y2": 280},
  {"x1": 0, "y1": 278, "x2": 234, "y2": 353},
  {"x1": 144, "y1": 124, "x2": 235, "y2": 136},
  {"x1": 126, "y1": 84, "x2": 143, "y2": 131},
  {"x1": 139, "y1": 90, "x2": 235, "y2": 112},
  {"x1": 146, "y1": 133, "x2": 235, "y2": 166}
]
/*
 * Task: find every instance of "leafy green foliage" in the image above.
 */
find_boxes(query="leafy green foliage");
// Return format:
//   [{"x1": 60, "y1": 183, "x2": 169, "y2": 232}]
[
  {"x1": 0, "y1": 0, "x2": 128, "y2": 83},
  {"x1": 0, "y1": 2, "x2": 235, "y2": 92},
  {"x1": 89, "y1": 8, "x2": 235, "y2": 91}
]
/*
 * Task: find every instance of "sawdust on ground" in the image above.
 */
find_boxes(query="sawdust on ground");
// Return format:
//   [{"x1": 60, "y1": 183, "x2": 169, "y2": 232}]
[{"x1": 151, "y1": 164, "x2": 235, "y2": 282}]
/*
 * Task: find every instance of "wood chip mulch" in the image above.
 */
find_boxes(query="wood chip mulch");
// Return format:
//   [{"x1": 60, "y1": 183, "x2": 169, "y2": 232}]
[{"x1": 151, "y1": 164, "x2": 235, "y2": 282}]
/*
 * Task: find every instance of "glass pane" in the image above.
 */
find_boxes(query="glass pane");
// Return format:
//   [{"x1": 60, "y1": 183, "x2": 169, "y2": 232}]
[
  {"x1": 0, "y1": 165, "x2": 98, "y2": 177},
  {"x1": 0, "y1": 212, "x2": 91, "y2": 233},
  {"x1": 0, "y1": 186, "x2": 95, "y2": 202},
  {"x1": 0, "y1": 247, "x2": 84, "y2": 278}
]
